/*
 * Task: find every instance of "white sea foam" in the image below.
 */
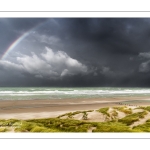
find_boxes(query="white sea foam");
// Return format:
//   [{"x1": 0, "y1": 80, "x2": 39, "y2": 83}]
[
  {"x1": 0, "y1": 88, "x2": 150, "y2": 100},
  {"x1": 0, "y1": 89, "x2": 150, "y2": 95}
]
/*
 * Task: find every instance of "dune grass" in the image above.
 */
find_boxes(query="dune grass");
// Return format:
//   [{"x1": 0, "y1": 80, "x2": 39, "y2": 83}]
[
  {"x1": 0, "y1": 127, "x2": 7, "y2": 132},
  {"x1": 93, "y1": 121, "x2": 132, "y2": 132},
  {"x1": 141, "y1": 106, "x2": 150, "y2": 112},
  {"x1": 14, "y1": 121, "x2": 44, "y2": 132},
  {"x1": 27, "y1": 118, "x2": 94, "y2": 132},
  {"x1": 26, "y1": 118, "x2": 132, "y2": 132},
  {"x1": 0, "y1": 118, "x2": 132, "y2": 132},
  {"x1": 0, "y1": 106, "x2": 150, "y2": 132},
  {"x1": 57, "y1": 110, "x2": 93, "y2": 119},
  {"x1": 113, "y1": 106, "x2": 132, "y2": 114},
  {"x1": 118, "y1": 111, "x2": 148, "y2": 125},
  {"x1": 112, "y1": 110, "x2": 118, "y2": 117},
  {"x1": 97, "y1": 107, "x2": 110, "y2": 117},
  {"x1": 0, "y1": 117, "x2": 146, "y2": 132},
  {"x1": 110, "y1": 110, "x2": 118, "y2": 120},
  {"x1": 0, "y1": 119, "x2": 19, "y2": 126},
  {"x1": 30, "y1": 126, "x2": 60, "y2": 132},
  {"x1": 132, "y1": 119, "x2": 150, "y2": 132}
]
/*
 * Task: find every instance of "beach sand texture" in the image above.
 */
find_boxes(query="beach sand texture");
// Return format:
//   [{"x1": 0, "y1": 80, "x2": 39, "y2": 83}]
[{"x1": 0, "y1": 96, "x2": 150, "y2": 120}]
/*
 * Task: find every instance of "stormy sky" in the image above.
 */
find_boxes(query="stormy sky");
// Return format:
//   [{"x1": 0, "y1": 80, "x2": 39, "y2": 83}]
[{"x1": 1, "y1": 18, "x2": 150, "y2": 87}]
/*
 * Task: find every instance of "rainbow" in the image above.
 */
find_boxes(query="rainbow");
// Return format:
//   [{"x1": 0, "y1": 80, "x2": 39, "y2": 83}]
[
  {"x1": 1, "y1": 31, "x2": 32, "y2": 60},
  {"x1": 0, "y1": 19, "x2": 53, "y2": 60}
]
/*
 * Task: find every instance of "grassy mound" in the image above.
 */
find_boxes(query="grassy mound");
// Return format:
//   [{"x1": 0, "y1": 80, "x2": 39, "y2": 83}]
[
  {"x1": 0, "y1": 118, "x2": 132, "y2": 132},
  {"x1": 97, "y1": 107, "x2": 110, "y2": 116},
  {"x1": 113, "y1": 106, "x2": 132, "y2": 114},
  {"x1": 0, "y1": 106, "x2": 150, "y2": 132},
  {"x1": 93, "y1": 122, "x2": 131, "y2": 132},
  {"x1": 118, "y1": 111, "x2": 147, "y2": 125},
  {"x1": 57, "y1": 110, "x2": 93, "y2": 119},
  {"x1": 132, "y1": 119, "x2": 150, "y2": 132}
]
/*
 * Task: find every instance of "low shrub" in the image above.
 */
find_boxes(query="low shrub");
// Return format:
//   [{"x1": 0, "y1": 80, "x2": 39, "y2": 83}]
[{"x1": 82, "y1": 112, "x2": 88, "y2": 120}]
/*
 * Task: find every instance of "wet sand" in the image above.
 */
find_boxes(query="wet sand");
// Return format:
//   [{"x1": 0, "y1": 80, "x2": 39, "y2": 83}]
[{"x1": 0, "y1": 96, "x2": 150, "y2": 119}]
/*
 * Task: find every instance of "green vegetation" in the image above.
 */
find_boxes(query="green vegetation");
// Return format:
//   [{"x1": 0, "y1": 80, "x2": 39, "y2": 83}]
[
  {"x1": 0, "y1": 118, "x2": 132, "y2": 132},
  {"x1": 0, "y1": 119, "x2": 19, "y2": 126},
  {"x1": 97, "y1": 107, "x2": 110, "y2": 117},
  {"x1": 93, "y1": 122, "x2": 131, "y2": 132},
  {"x1": 111, "y1": 110, "x2": 118, "y2": 117},
  {"x1": 111, "y1": 110, "x2": 118, "y2": 120},
  {"x1": 15, "y1": 121, "x2": 43, "y2": 132},
  {"x1": 132, "y1": 119, "x2": 150, "y2": 132},
  {"x1": 113, "y1": 106, "x2": 132, "y2": 114},
  {"x1": 82, "y1": 112, "x2": 88, "y2": 120},
  {"x1": 141, "y1": 106, "x2": 150, "y2": 112},
  {"x1": 0, "y1": 127, "x2": 7, "y2": 132},
  {"x1": 30, "y1": 126, "x2": 59, "y2": 132},
  {"x1": 0, "y1": 107, "x2": 150, "y2": 132},
  {"x1": 57, "y1": 110, "x2": 93, "y2": 119},
  {"x1": 118, "y1": 111, "x2": 147, "y2": 125},
  {"x1": 27, "y1": 118, "x2": 93, "y2": 132}
]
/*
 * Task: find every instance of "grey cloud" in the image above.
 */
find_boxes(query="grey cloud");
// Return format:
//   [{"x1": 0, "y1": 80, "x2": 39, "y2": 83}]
[
  {"x1": 138, "y1": 52, "x2": 150, "y2": 73},
  {"x1": 41, "y1": 47, "x2": 88, "y2": 76},
  {"x1": 35, "y1": 74, "x2": 43, "y2": 78},
  {"x1": 0, "y1": 60, "x2": 24, "y2": 72},
  {"x1": 0, "y1": 47, "x2": 88, "y2": 80},
  {"x1": 32, "y1": 32, "x2": 60, "y2": 45},
  {"x1": 139, "y1": 60, "x2": 150, "y2": 73},
  {"x1": 2, "y1": 18, "x2": 150, "y2": 87},
  {"x1": 17, "y1": 52, "x2": 58, "y2": 79},
  {"x1": 100, "y1": 66, "x2": 114, "y2": 76},
  {"x1": 139, "y1": 52, "x2": 150, "y2": 59}
]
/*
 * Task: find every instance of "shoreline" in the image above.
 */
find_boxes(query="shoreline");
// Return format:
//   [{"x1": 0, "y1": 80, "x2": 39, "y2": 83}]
[{"x1": 0, "y1": 96, "x2": 150, "y2": 120}]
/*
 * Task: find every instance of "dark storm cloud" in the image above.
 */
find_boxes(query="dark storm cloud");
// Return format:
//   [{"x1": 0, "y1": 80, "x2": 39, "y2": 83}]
[
  {"x1": 0, "y1": 18, "x2": 48, "y2": 56},
  {"x1": 46, "y1": 18, "x2": 150, "y2": 75},
  {"x1": 1, "y1": 18, "x2": 150, "y2": 87}
]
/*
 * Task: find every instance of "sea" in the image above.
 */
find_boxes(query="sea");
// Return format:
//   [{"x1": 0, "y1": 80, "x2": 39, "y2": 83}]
[{"x1": 0, "y1": 87, "x2": 150, "y2": 101}]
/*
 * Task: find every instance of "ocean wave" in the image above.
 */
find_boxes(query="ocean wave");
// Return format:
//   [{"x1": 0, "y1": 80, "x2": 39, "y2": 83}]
[
  {"x1": 0, "y1": 88, "x2": 150, "y2": 100},
  {"x1": 0, "y1": 89, "x2": 150, "y2": 95}
]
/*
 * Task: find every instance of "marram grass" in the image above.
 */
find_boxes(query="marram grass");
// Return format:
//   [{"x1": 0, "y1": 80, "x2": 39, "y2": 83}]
[
  {"x1": 0, "y1": 106, "x2": 150, "y2": 132},
  {"x1": 118, "y1": 111, "x2": 148, "y2": 125},
  {"x1": 97, "y1": 107, "x2": 110, "y2": 117},
  {"x1": 113, "y1": 106, "x2": 132, "y2": 114}
]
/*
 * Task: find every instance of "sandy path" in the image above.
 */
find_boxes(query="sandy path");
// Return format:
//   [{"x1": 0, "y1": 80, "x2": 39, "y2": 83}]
[{"x1": 130, "y1": 112, "x2": 150, "y2": 128}]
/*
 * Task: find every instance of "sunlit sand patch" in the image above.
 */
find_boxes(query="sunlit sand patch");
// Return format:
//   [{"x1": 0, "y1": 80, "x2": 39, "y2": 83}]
[
  {"x1": 86, "y1": 110, "x2": 106, "y2": 122},
  {"x1": 73, "y1": 113, "x2": 83, "y2": 120}
]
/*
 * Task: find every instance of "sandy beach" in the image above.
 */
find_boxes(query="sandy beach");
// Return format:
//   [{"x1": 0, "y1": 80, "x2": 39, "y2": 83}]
[{"x1": 0, "y1": 96, "x2": 150, "y2": 120}]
